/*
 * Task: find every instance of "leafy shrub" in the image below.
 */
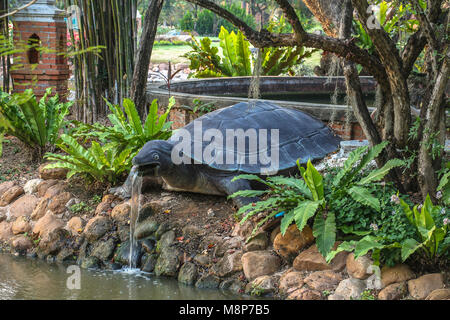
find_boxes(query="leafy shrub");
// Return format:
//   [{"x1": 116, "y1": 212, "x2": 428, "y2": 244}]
[
  {"x1": 216, "y1": 3, "x2": 256, "y2": 35},
  {"x1": 231, "y1": 142, "x2": 405, "y2": 259},
  {"x1": 196, "y1": 10, "x2": 215, "y2": 36},
  {"x1": 45, "y1": 134, "x2": 133, "y2": 184},
  {"x1": 0, "y1": 88, "x2": 72, "y2": 157},
  {"x1": 179, "y1": 11, "x2": 194, "y2": 32},
  {"x1": 72, "y1": 97, "x2": 174, "y2": 166}
]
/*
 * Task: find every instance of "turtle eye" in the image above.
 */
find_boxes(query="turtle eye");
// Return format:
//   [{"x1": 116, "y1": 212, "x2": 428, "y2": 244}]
[{"x1": 152, "y1": 154, "x2": 160, "y2": 161}]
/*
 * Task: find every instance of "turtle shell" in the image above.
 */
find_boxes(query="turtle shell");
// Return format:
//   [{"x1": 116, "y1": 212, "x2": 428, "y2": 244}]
[{"x1": 170, "y1": 101, "x2": 341, "y2": 174}]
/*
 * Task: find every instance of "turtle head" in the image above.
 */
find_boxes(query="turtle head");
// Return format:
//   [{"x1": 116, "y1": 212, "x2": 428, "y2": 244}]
[{"x1": 132, "y1": 140, "x2": 174, "y2": 177}]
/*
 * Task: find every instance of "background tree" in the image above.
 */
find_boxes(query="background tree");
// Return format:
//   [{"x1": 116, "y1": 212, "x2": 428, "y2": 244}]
[{"x1": 183, "y1": 0, "x2": 449, "y2": 201}]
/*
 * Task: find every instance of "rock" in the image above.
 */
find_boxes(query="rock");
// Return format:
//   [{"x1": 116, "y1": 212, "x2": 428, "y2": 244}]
[
  {"x1": 194, "y1": 254, "x2": 210, "y2": 266},
  {"x1": 241, "y1": 251, "x2": 281, "y2": 281},
  {"x1": 81, "y1": 256, "x2": 101, "y2": 269},
  {"x1": 48, "y1": 192, "x2": 72, "y2": 214},
  {"x1": 91, "y1": 238, "x2": 116, "y2": 261},
  {"x1": 0, "y1": 221, "x2": 12, "y2": 242},
  {"x1": 426, "y1": 288, "x2": 450, "y2": 300},
  {"x1": 178, "y1": 262, "x2": 198, "y2": 285},
  {"x1": 213, "y1": 251, "x2": 243, "y2": 277},
  {"x1": 270, "y1": 226, "x2": 281, "y2": 244},
  {"x1": 273, "y1": 225, "x2": 314, "y2": 262},
  {"x1": 408, "y1": 273, "x2": 444, "y2": 300},
  {"x1": 43, "y1": 182, "x2": 67, "y2": 199},
  {"x1": 38, "y1": 163, "x2": 68, "y2": 180},
  {"x1": 117, "y1": 224, "x2": 130, "y2": 242},
  {"x1": 195, "y1": 274, "x2": 221, "y2": 289},
  {"x1": 84, "y1": 216, "x2": 112, "y2": 243},
  {"x1": 31, "y1": 198, "x2": 49, "y2": 221},
  {"x1": 135, "y1": 218, "x2": 159, "y2": 240},
  {"x1": 155, "y1": 247, "x2": 180, "y2": 277},
  {"x1": 244, "y1": 232, "x2": 269, "y2": 252},
  {"x1": 220, "y1": 279, "x2": 244, "y2": 294},
  {"x1": 0, "y1": 207, "x2": 6, "y2": 223},
  {"x1": 346, "y1": 253, "x2": 374, "y2": 280},
  {"x1": 11, "y1": 216, "x2": 31, "y2": 235},
  {"x1": 304, "y1": 270, "x2": 343, "y2": 291},
  {"x1": 0, "y1": 181, "x2": 16, "y2": 198},
  {"x1": 113, "y1": 240, "x2": 142, "y2": 266},
  {"x1": 214, "y1": 237, "x2": 242, "y2": 257},
  {"x1": 37, "y1": 228, "x2": 69, "y2": 257},
  {"x1": 154, "y1": 221, "x2": 171, "y2": 240},
  {"x1": 9, "y1": 195, "x2": 40, "y2": 219},
  {"x1": 334, "y1": 278, "x2": 367, "y2": 300},
  {"x1": 24, "y1": 179, "x2": 43, "y2": 194},
  {"x1": 10, "y1": 235, "x2": 33, "y2": 252},
  {"x1": 95, "y1": 201, "x2": 112, "y2": 215},
  {"x1": 287, "y1": 287, "x2": 322, "y2": 300},
  {"x1": 33, "y1": 212, "x2": 64, "y2": 238},
  {"x1": 182, "y1": 224, "x2": 206, "y2": 238},
  {"x1": 328, "y1": 294, "x2": 345, "y2": 300},
  {"x1": 232, "y1": 220, "x2": 256, "y2": 239},
  {"x1": 111, "y1": 202, "x2": 130, "y2": 224},
  {"x1": 37, "y1": 180, "x2": 58, "y2": 197},
  {"x1": 293, "y1": 243, "x2": 348, "y2": 272},
  {"x1": 66, "y1": 217, "x2": 84, "y2": 236},
  {"x1": 141, "y1": 254, "x2": 158, "y2": 273},
  {"x1": 378, "y1": 282, "x2": 407, "y2": 300},
  {"x1": 381, "y1": 264, "x2": 415, "y2": 287},
  {"x1": 248, "y1": 275, "x2": 278, "y2": 296},
  {"x1": 279, "y1": 271, "x2": 304, "y2": 294},
  {"x1": 157, "y1": 230, "x2": 175, "y2": 252},
  {"x1": 141, "y1": 239, "x2": 156, "y2": 253},
  {"x1": 0, "y1": 186, "x2": 24, "y2": 207},
  {"x1": 56, "y1": 247, "x2": 75, "y2": 263}
]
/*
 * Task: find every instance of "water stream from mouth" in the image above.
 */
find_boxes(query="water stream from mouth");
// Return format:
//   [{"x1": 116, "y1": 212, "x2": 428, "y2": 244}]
[{"x1": 129, "y1": 170, "x2": 143, "y2": 268}]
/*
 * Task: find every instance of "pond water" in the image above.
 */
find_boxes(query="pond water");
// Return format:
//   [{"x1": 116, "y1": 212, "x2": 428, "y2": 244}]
[{"x1": 0, "y1": 254, "x2": 251, "y2": 300}]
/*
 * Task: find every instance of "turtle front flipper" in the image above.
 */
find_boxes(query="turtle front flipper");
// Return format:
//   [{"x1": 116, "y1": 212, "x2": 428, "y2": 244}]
[{"x1": 218, "y1": 176, "x2": 260, "y2": 208}]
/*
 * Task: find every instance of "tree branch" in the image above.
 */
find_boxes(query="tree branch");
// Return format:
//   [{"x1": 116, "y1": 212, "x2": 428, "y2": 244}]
[
  {"x1": 274, "y1": 0, "x2": 307, "y2": 42},
  {"x1": 0, "y1": 0, "x2": 37, "y2": 19}
]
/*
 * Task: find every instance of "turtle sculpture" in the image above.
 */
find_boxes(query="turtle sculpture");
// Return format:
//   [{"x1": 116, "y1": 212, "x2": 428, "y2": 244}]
[{"x1": 111, "y1": 101, "x2": 341, "y2": 207}]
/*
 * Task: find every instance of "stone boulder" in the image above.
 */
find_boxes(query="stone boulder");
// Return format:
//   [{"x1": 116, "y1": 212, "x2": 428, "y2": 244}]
[
  {"x1": 84, "y1": 216, "x2": 112, "y2": 243},
  {"x1": 213, "y1": 251, "x2": 243, "y2": 277},
  {"x1": 304, "y1": 270, "x2": 343, "y2": 291},
  {"x1": 195, "y1": 274, "x2": 221, "y2": 289},
  {"x1": 178, "y1": 262, "x2": 198, "y2": 285},
  {"x1": 241, "y1": 251, "x2": 281, "y2": 281},
  {"x1": 0, "y1": 186, "x2": 24, "y2": 207},
  {"x1": 0, "y1": 221, "x2": 12, "y2": 242},
  {"x1": 90, "y1": 238, "x2": 116, "y2": 261},
  {"x1": 293, "y1": 243, "x2": 348, "y2": 272},
  {"x1": 378, "y1": 282, "x2": 407, "y2": 300},
  {"x1": 24, "y1": 179, "x2": 42, "y2": 195},
  {"x1": 9, "y1": 195, "x2": 40, "y2": 219},
  {"x1": 0, "y1": 181, "x2": 16, "y2": 198},
  {"x1": 154, "y1": 247, "x2": 180, "y2": 277},
  {"x1": 287, "y1": 287, "x2": 322, "y2": 300},
  {"x1": 48, "y1": 192, "x2": 71, "y2": 214},
  {"x1": 248, "y1": 275, "x2": 278, "y2": 296},
  {"x1": 37, "y1": 228, "x2": 69, "y2": 257},
  {"x1": 334, "y1": 278, "x2": 367, "y2": 300},
  {"x1": 10, "y1": 234, "x2": 33, "y2": 252},
  {"x1": 43, "y1": 182, "x2": 67, "y2": 199},
  {"x1": 66, "y1": 217, "x2": 84, "y2": 236},
  {"x1": 111, "y1": 202, "x2": 130, "y2": 224},
  {"x1": 273, "y1": 225, "x2": 314, "y2": 261},
  {"x1": 408, "y1": 273, "x2": 444, "y2": 300},
  {"x1": 158, "y1": 230, "x2": 175, "y2": 252},
  {"x1": 279, "y1": 271, "x2": 305, "y2": 294},
  {"x1": 426, "y1": 288, "x2": 450, "y2": 300},
  {"x1": 346, "y1": 253, "x2": 374, "y2": 280},
  {"x1": 135, "y1": 218, "x2": 159, "y2": 240},
  {"x1": 38, "y1": 163, "x2": 68, "y2": 180},
  {"x1": 11, "y1": 216, "x2": 31, "y2": 235},
  {"x1": 33, "y1": 212, "x2": 64, "y2": 238},
  {"x1": 244, "y1": 232, "x2": 269, "y2": 252},
  {"x1": 31, "y1": 198, "x2": 49, "y2": 221},
  {"x1": 381, "y1": 264, "x2": 415, "y2": 287},
  {"x1": 37, "y1": 180, "x2": 58, "y2": 197}
]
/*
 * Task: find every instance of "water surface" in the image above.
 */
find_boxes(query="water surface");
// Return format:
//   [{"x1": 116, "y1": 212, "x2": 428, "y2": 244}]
[{"x1": 0, "y1": 254, "x2": 249, "y2": 300}]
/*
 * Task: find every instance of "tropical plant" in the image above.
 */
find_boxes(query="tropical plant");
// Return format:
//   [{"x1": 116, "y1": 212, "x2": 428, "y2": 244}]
[
  {"x1": 437, "y1": 162, "x2": 450, "y2": 206},
  {"x1": 184, "y1": 24, "x2": 315, "y2": 78},
  {"x1": 0, "y1": 88, "x2": 72, "y2": 158},
  {"x1": 44, "y1": 134, "x2": 133, "y2": 184},
  {"x1": 231, "y1": 142, "x2": 405, "y2": 258},
  {"x1": 179, "y1": 10, "x2": 195, "y2": 32},
  {"x1": 71, "y1": 97, "x2": 174, "y2": 167}
]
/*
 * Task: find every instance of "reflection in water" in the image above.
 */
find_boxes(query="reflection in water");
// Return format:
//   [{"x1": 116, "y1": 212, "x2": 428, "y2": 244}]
[{"x1": 0, "y1": 254, "x2": 252, "y2": 300}]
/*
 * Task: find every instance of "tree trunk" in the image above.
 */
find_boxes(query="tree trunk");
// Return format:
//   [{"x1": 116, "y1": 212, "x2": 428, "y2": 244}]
[
  {"x1": 302, "y1": 0, "x2": 346, "y2": 37},
  {"x1": 130, "y1": 0, "x2": 164, "y2": 117}
]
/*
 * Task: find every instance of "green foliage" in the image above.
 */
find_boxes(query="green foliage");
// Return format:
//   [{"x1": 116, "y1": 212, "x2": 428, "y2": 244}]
[
  {"x1": 69, "y1": 201, "x2": 91, "y2": 214},
  {"x1": 231, "y1": 142, "x2": 405, "y2": 259},
  {"x1": 44, "y1": 134, "x2": 133, "y2": 184},
  {"x1": 71, "y1": 97, "x2": 174, "y2": 168},
  {"x1": 185, "y1": 23, "x2": 315, "y2": 78},
  {"x1": 179, "y1": 11, "x2": 195, "y2": 32},
  {"x1": 196, "y1": 10, "x2": 215, "y2": 36},
  {"x1": 216, "y1": 3, "x2": 256, "y2": 35},
  {"x1": 0, "y1": 88, "x2": 72, "y2": 156},
  {"x1": 437, "y1": 162, "x2": 450, "y2": 206}
]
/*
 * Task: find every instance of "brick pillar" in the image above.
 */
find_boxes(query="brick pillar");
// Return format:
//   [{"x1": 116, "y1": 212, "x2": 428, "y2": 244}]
[{"x1": 10, "y1": 0, "x2": 70, "y2": 100}]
